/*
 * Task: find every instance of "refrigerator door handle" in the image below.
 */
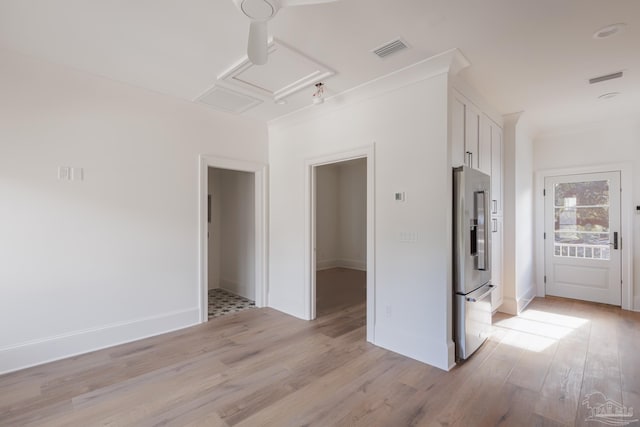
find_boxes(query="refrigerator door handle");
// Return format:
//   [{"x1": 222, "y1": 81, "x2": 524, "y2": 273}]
[
  {"x1": 474, "y1": 190, "x2": 488, "y2": 271},
  {"x1": 466, "y1": 284, "x2": 494, "y2": 302}
]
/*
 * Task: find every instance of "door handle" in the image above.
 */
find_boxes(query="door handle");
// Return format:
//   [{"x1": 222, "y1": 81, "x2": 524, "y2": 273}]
[
  {"x1": 610, "y1": 231, "x2": 619, "y2": 250},
  {"x1": 466, "y1": 151, "x2": 473, "y2": 168}
]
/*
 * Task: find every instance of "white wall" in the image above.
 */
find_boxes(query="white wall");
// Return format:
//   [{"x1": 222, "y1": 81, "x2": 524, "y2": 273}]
[
  {"x1": 316, "y1": 158, "x2": 367, "y2": 271},
  {"x1": 534, "y1": 118, "x2": 639, "y2": 309},
  {"x1": 0, "y1": 49, "x2": 267, "y2": 373},
  {"x1": 338, "y1": 158, "x2": 367, "y2": 270},
  {"x1": 502, "y1": 114, "x2": 536, "y2": 314},
  {"x1": 316, "y1": 164, "x2": 340, "y2": 269},
  {"x1": 269, "y1": 71, "x2": 452, "y2": 370},
  {"x1": 217, "y1": 169, "x2": 256, "y2": 300}
]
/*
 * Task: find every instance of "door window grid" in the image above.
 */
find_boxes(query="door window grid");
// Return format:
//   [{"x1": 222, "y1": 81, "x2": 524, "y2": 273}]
[{"x1": 553, "y1": 180, "x2": 610, "y2": 260}]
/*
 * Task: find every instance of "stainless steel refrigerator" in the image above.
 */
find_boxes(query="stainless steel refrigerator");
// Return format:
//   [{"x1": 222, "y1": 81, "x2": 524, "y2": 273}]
[{"x1": 453, "y1": 166, "x2": 493, "y2": 361}]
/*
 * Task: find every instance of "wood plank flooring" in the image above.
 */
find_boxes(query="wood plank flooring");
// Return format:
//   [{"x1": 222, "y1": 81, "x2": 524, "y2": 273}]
[{"x1": 1, "y1": 270, "x2": 639, "y2": 426}]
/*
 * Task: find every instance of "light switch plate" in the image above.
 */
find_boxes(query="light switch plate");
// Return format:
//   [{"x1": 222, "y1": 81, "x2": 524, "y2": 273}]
[
  {"x1": 399, "y1": 231, "x2": 418, "y2": 242},
  {"x1": 71, "y1": 167, "x2": 84, "y2": 181},
  {"x1": 58, "y1": 167, "x2": 71, "y2": 180}
]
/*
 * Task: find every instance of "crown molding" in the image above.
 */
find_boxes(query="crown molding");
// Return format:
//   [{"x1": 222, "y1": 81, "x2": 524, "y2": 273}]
[{"x1": 269, "y1": 48, "x2": 471, "y2": 131}]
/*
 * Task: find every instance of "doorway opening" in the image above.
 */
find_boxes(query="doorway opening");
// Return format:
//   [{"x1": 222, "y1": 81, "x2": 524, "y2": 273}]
[
  {"x1": 199, "y1": 156, "x2": 267, "y2": 323},
  {"x1": 315, "y1": 159, "x2": 367, "y2": 321},
  {"x1": 207, "y1": 167, "x2": 256, "y2": 318},
  {"x1": 306, "y1": 146, "x2": 375, "y2": 343}
]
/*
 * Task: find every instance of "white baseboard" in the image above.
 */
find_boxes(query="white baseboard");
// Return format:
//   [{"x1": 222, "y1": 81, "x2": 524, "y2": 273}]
[
  {"x1": 498, "y1": 297, "x2": 518, "y2": 315},
  {"x1": 518, "y1": 287, "x2": 536, "y2": 313},
  {"x1": 374, "y1": 324, "x2": 449, "y2": 371},
  {"x1": 634, "y1": 296, "x2": 640, "y2": 312},
  {"x1": 316, "y1": 259, "x2": 340, "y2": 271},
  {"x1": 447, "y1": 340, "x2": 456, "y2": 371},
  {"x1": 316, "y1": 258, "x2": 366, "y2": 271},
  {"x1": 220, "y1": 279, "x2": 254, "y2": 301},
  {"x1": 0, "y1": 307, "x2": 200, "y2": 375},
  {"x1": 498, "y1": 287, "x2": 536, "y2": 316},
  {"x1": 339, "y1": 258, "x2": 367, "y2": 271}
]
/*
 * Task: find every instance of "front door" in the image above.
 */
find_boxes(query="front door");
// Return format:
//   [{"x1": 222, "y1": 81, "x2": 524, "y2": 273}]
[{"x1": 544, "y1": 172, "x2": 621, "y2": 305}]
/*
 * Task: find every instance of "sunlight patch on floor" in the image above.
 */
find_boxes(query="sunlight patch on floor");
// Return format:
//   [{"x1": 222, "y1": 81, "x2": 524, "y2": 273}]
[{"x1": 494, "y1": 308, "x2": 589, "y2": 352}]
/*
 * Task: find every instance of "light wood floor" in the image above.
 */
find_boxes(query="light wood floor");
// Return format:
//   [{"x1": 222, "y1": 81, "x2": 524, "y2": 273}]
[{"x1": 1, "y1": 273, "x2": 639, "y2": 426}]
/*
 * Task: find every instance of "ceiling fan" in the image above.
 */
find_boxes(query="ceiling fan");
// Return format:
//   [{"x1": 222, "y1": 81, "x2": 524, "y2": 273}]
[{"x1": 233, "y1": 0, "x2": 339, "y2": 65}]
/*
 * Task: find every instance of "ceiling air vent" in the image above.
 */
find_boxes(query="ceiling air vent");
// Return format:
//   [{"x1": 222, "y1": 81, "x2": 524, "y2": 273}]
[
  {"x1": 372, "y1": 38, "x2": 408, "y2": 58},
  {"x1": 589, "y1": 71, "x2": 623, "y2": 84}
]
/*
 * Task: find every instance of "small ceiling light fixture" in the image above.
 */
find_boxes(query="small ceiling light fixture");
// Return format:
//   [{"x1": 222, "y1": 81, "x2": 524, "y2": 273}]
[
  {"x1": 593, "y1": 23, "x2": 626, "y2": 39},
  {"x1": 598, "y1": 92, "x2": 620, "y2": 100},
  {"x1": 312, "y1": 82, "x2": 325, "y2": 105},
  {"x1": 275, "y1": 98, "x2": 287, "y2": 105}
]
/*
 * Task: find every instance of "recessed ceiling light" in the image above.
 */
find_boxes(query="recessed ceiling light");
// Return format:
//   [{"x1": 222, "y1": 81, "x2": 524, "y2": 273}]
[
  {"x1": 598, "y1": 92, "x2": 620, "y2": 100},
  {"x1": 275, "y1": 99, "x2": 287, "y2": 105},
  {"x1": 593, "y1": 23, "x2": 626, "y2": 39}
]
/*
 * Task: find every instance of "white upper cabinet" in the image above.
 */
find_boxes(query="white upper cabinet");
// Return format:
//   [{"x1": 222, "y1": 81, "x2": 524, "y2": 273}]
[
  {"x1": 451, "y1": 95, "x2": 466, "y2": 168},
  {"x1": 478, "y1": 115, "x2": 492, "y2": 176},
  {"x1": 450, "y1": 91, "x2": 503, "y2": 215},
  {"x1": 464, "y1": 101, "x2": 481, "y2": 169},
  {"x1": 450, "y1": 90, "x2": 483, "y2": 170},
  {"x1": 489, "y1": 119, "x2": 503, "y2": 217}
]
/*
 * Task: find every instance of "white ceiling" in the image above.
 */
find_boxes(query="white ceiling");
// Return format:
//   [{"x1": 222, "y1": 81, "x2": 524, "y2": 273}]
[{"x1": 0, "y1": 0, "x2": 638, "y2": 133}]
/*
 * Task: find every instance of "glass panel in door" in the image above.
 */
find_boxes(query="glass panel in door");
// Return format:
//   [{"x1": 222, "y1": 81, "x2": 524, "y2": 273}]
[{"x1": 553, "y1": 180, "x2": 610, "y2": 260}]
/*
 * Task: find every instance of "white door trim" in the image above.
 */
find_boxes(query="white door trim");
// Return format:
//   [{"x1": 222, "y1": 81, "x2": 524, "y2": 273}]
[
  {"x1": 534, "y1": 163, "x2": 634, "y2": 310},
  {"x1": 305, "y1": 145, "x2": 376, "y2": 343},
  {"x1": 198, "y1": 155, "x2": 268, "y2": 323}
]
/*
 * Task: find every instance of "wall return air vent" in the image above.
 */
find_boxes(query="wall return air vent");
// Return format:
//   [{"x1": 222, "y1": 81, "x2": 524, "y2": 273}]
[
  {"x1": 372, "y1": 38, "x2": 408, "y2": 58},
  {"x1": 589, "y1": 71, "x2": 623, "y2": 84}
]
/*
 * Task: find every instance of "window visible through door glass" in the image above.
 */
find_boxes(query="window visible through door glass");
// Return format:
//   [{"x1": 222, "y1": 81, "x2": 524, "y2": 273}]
[{"x1": 553, "y1": 180, "x2": 610, "y2": 260}]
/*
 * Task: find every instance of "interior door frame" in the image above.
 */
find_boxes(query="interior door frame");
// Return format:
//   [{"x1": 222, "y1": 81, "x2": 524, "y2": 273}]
[
  {"x1": 198, "y1": 155, "x2": 268, "y2": 323},
  {"x1": 534, "y1": 163, "x2": 633, "y2": 310},
  {"x1": 305, "y1": 145, "x2": 375, "y2": 343}
]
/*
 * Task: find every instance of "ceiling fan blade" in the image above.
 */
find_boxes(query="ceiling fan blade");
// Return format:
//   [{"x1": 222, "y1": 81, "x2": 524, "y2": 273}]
[
  {"x1": 280, "y1": 0, "x2": 339, "y2": 6},
  {"x1": 247, "y1": 20, "x2": 268, "y2": 65}
]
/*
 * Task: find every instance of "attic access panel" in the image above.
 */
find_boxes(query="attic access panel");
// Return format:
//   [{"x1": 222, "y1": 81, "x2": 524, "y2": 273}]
[
  {"x1": 197, "y1": 85, "x2": 263, "y2": 114},
  {"x1": 218, "y1": 40, "x2": 335, "y2": 102}
]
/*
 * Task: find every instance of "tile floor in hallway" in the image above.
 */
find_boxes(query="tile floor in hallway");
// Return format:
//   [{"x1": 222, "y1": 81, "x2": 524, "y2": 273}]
[{"x1": 208, "y1": 288, "x2": 255, "y2": 319}]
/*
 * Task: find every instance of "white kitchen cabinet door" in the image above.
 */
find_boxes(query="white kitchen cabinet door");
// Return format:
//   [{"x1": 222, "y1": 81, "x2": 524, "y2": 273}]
[
  {"x1": 490, "y1": 121, "x2": 503, "y2": 217},
  {"x1": 464, "y1": 102, "x2": 481, "y2": 169},
  {"x1": 478, "y1": 115, "x2": 492, "y2": 176},
  {"x1": 491, "y1": 215, "x2": 503, "y2": 311},
  {"x1": 451, "y1": 95, "x2": 466, "y2": 168}
]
